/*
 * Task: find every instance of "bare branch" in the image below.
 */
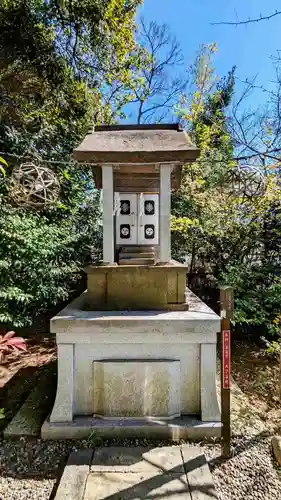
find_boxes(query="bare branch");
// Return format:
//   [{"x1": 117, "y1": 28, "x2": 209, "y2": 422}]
[
  {"x1": 227, "y1": 72, "x2": 281, "y2": 165},
  {"x1": 212, "y1": 10, "x2": 281, "y2": 26},
  {"x1": 132, "y1": 18, "x2": 188, "y2": 123},
  {"x1": 236, "y1": 78, "x2": 279, "y2": 99}
]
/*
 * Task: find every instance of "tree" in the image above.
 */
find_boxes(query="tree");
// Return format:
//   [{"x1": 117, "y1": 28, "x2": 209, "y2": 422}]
[
  {"x1": 126, "y1": 18, "x2": 188, "y2": 123},
  {"x1": 0, "y1": 0, "x2": 143, "y2": 329},
  {"x1": 227, "y1": 73, "x2": 281, "y2": 167},
  {"x1": 171, "y1": 44, "x2": 236, "y2": 267},
  {"x1": 171, "y1": 43, "x2": 281, "y2": 342},
  {"x1": 0, "y1": 0, "x2": 144, "y2": 153}
]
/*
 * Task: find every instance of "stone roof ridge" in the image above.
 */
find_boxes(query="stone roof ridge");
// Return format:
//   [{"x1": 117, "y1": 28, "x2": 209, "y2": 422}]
[
  {"x1": 93, "y1": 123, "x2": 184, "y2": 133},
  {"x1": 74, "y1": 121, "x2": 199, "y2": 164}
]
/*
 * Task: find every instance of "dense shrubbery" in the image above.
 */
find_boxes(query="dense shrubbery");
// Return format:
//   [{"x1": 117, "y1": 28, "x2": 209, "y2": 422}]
[
  {"x1": 0, "y1": 189, "x2": 102, "y2": 327},
  {"x1": 0, "y1": 0, "x2": 142, "y2": 329},
  {"x1": 172, "y1": 179, "x2": 281, "y2": 340}
]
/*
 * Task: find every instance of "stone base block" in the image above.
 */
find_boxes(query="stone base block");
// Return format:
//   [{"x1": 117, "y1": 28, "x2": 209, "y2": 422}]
[
  {"x1": 41, "y1": 416, "x2": 222, "y2": 441},
  {"x1": 85, "y1": 262, "x2": 189, "y2": 310},
  {"x1": 50, "y1": 289, "x2": 221, "y2": 424}
]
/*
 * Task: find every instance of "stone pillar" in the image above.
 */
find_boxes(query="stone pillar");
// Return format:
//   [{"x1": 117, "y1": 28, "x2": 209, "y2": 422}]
[
  {"x1": 200, "y1": 343, "x2": 221, "y2": 422},
  {"x1": 50, "y1": 343, "x2": 74, "y2": 422},
  {"x1": 160, "y1": 164, "x2": 172, "y2": 262},
  {"x1": 102, "y1": 165, "x2": 114, "y2": 263}
]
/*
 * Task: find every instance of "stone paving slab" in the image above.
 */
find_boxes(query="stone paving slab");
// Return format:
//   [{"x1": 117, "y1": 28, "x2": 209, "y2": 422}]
[
  {"x1": 84, "y1": 472, "x2": 190, "y2": 500},
  {"x1": 54, "y1": 446, "x2": 218, "y2": 500},
  {"x1": 181, "y1": 446, "x2": 217, "y2": 500},
  {"x1": 91, "y1": 446, "x2": 185, "y2": 474},
  {"x1": 54, "y1": 449, "x2": 93, "y2": 500}
]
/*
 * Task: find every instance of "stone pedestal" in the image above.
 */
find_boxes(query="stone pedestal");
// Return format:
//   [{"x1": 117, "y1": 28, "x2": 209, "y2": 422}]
[
  {"x1": 85, "y1": 261, "x2": 189, "y2": 310},
  {"x1": 43, "y1": 289, "x2": 221, "y2": 439}
]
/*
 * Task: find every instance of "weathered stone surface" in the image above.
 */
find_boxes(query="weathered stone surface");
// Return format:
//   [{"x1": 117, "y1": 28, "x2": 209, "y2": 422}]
[
  {"x1": 91, "y1": 446, "x2": 184, "y2": 474},
  {"x1": 51, "y1": 289, "x2": 220, "y2": 337},
  {"x1": 85, "y1": 263, "x2": 189, "y2": 311},
  {"x1": 201, "y1": 344, "x2": 221, "y2": 422},
  {"x1": 73, "y1": 123, "x2": 200, "y2": 165},
  {"x1": 167, "y1": 271, "x2": 177, "y2": 303},
  {"x1": 50, "y1": 344, "x2": 73, "y2": 423},
  {"x1": 84, "y1": 472, "x2": 190, "y2": 500},
  {"x1": 4, "y1": 368, "x2": 56, "y2": 438},
  {"x1": 181, "y1": 445, "x2": 219, "y2": 499},
  {"x1": 41, "y1": 415, "x2": 222, "y2": 440},
  {"x1": 93, "y1": 359, "x2": 180, "y2": 419},
  {"x1": 76, "y1": 344, "x2": 198, "y2": 416},
  {"x1": 48, "y1": 288, "x2": 220, "y2": 425},
  {"x1": 54, "y1": 450, "x2": 92, "y2": 500},
  {"x1": 53, "y1": 446, "x2": 218, "y2": 500},
  {"x1": 87, "y1": 269, "x2": 107, "y2": 306},
  {"x1": 272, "y1": 435, "x2": 281, "y2": 465}
]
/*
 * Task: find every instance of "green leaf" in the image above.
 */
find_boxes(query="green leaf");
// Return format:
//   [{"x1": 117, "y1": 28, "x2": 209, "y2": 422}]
[
  {"x1": 63, "y1": 170, "x2": 71, "y2": 180},
  {"x1": 0, "y1": 156, "x2": 8, "y2": 167}
]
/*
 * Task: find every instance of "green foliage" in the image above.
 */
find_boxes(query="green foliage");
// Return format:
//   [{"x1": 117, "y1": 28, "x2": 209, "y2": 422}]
[
  {"x1": 0, "y1": 0, "x2": 144, "y2": 329},
  {"x1": 172, "y1": 44, "x2": 281, "y2": 340},
  {"x1": 221, "y1": 262, "x2": 281, "y2": 333},
  {"x1": 0, "y1": 156, "x2": 7, "y2": 177},
  {"x1": 218, "y1": 179, "x2": 281, "y2": 338},
  {"x1": 2, "y1": 0, "x2": 281, "y2": 345},
  {"x1": 172, "y1": 44, "x2": 236, "y2": 265},
  {"x1": 0, "y1": 191, "x2": 101, "y2": 328},
  {"x1": 0, "y1": 0, "x2": 144, "y2": 154}
]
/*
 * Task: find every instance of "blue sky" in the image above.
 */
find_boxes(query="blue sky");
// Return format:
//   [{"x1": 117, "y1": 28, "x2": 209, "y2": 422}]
[{"x1": 137, "y1": 0, "x2": 281, "y2": 110}]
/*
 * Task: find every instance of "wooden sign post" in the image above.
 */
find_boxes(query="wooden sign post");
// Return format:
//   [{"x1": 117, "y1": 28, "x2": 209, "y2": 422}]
[{"x1": 220, "y1": 286, "x2": 233, "y2": 458}]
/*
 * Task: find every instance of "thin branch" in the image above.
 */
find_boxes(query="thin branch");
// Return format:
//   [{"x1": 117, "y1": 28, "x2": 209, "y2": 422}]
[
  {"x1": 235, "y1": 149, "x2": 281, "y2": 162},
  {"x1": 212, "y1": 10, "x2": 281, "y2": 26},
  {"x1": 133, "y1": 17, "x2": 187, "y2": 123},
  {"x1": 236, "y1": 78, "x2": 278, "y2": 99}
]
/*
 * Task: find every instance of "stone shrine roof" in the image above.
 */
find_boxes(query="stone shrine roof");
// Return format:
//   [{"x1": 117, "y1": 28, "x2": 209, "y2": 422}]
[{"x1": 73, "y1": 123, "x2": 200, "y2": 164}]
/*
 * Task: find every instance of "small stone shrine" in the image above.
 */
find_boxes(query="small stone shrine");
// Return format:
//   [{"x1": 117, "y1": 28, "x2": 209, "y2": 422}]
[{"x1": 42, "y1": 124, "x2": 221, "y2": 440}]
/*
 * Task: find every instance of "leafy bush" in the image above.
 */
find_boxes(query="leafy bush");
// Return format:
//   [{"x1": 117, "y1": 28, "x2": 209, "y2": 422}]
[
  {"x1": 220, "y1": 259, "x2": 281, "y2": 338},
  {"x1": 0, "y1": 191, "x2": 101, "y2": 328},
  {"x1": 0, "y1": 0, "x2": 142, "y2": 332}
]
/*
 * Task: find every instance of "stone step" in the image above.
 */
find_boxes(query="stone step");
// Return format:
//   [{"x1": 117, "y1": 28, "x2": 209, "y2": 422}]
[
  {"x1": 119, "y1": 258, "x2": 155, "y2": 266},
  {"x1": 119, "y1": 252, "x2": 155, "y2": 260},
  {"x1": 121, "y1": 246, "x2": 155, "y2": 254}
]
